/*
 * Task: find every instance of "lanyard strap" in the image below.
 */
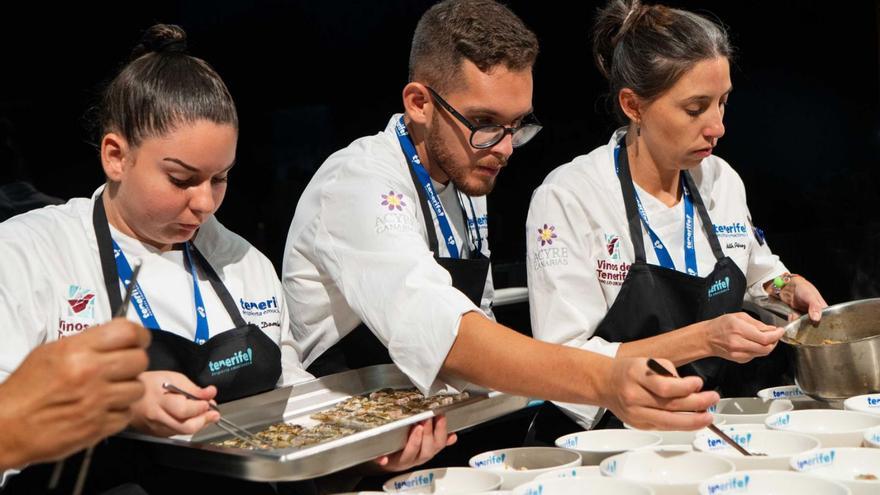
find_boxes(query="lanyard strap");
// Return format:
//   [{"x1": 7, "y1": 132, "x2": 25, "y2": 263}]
[
  {"x1": 183, "y1": 243, "x2": 210, "y2": 344},
  {"x1": 395, "y1": 116, "x2": 461, "y2": 259},
  {"x1": 614, "y1": 143, "x2": 697, "y2": 275},
  {"x1": 110, "y1": 239, "x2": 210, "y2": 343},
  {"x1": 110, "y1": 238, "x2": 160, "y2": 329}
]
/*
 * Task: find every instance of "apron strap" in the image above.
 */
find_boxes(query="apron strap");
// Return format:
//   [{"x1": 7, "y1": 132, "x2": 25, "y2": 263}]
[
  {"x1": 614, "y1": 143, "x2": 649, "y2": 263},
  {"x1": 185, "y1": 243, "x2": 249, "y2": 328},
  {"x1": 682, "y1": 171, "x2": 726, "y2": 260},
  {"x1": 405, "y1": 158, "x2": 442, "y2": 255},
  {"x1": 93, "y1": 193, "x2": 124, "y2": 314}
]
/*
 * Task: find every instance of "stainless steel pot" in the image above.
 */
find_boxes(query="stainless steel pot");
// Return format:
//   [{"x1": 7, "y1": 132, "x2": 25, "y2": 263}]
[{"x1": 782, "y1": 298, "x2": 880, "y2": 401}]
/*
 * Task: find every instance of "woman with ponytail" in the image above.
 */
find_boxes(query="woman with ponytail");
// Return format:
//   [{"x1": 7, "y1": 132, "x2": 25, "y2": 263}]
[{"x1": 526, "y1": 0, "x2": 827, "y2": 431}]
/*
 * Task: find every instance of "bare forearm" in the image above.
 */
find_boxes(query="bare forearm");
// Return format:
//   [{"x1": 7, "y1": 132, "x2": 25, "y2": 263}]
[
  {"x1": 617, "y1": 322, "x2": 710, "y2": 367},
  {"x1": 441, "y1": 312, "x2": 614, "y2": 406},
  {"x1": 0, "y1": 395, "x2": 27, "y2": 470}
]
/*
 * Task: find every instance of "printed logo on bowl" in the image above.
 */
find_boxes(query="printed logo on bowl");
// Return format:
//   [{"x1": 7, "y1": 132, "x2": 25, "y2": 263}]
[
  {"x1": 560, "y1": 436, "x2": 578, "y2": 448},
  {"x1": 524, "y1": 485, "x2": 545, "y2": 495},
  {"x1": 707, "y1": 432, "x2": 751, "y2": 450},
  {"x1": 705, "y1": 474, "x2": 750, "y2": 495},
  {"x1": 794, "y1": 450, "x2": 836, "y2": 471},
  {"x1": 772, "y1": 388, "x2": 805, "y2": 399},
  {"x1": 769, "y1": 414, "x2": 790, "y2": 427},
  {"x1": 605, "y1": 459, "x2": 617, "y2": 474},
  {"x1": 393, "y1": 472, "x2": 435, "y2": 491},
  {"x1": 474, "y1": 453, "x2": 506, "y2": 468}
]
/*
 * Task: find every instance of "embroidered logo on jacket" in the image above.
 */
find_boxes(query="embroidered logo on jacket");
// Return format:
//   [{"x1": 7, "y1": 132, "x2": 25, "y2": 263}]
[
  {"x1": 605, "y1": 234, "x2": 621, "y2": 260},
  {"x1": 538, "y1": 224, "x2": 557, "y2": 246},
  {"x1": 59, "y1": 285, "x2": 97, "y2": 338},
  {"x1": 239, "y1": 296, "x2": 281, "y2": 317},
  {"x1": 713, "y1": 222, "x2": 749, "y2": 238},
  {"x1": 381, "y1": 190, "x2": 407, "y2": 211},
  {"x1": 67, "y1": 285, "x2": 96, "y2": 318}
]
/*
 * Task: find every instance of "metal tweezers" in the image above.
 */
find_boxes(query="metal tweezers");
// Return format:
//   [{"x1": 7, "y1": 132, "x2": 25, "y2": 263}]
[{"x1": 161, "y1": 382, "x2": 268, "y2": 450}]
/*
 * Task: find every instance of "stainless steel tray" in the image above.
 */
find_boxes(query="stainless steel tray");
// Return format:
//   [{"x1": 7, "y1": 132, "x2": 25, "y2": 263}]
[{"x1": 118, "y1": 364, "x2": 530, "y2": 481}]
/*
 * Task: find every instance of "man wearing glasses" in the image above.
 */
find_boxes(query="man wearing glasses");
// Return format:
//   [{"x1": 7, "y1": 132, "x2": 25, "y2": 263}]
[{"x1": 281, "y1": 0, "x2": 719, "y2": 437}]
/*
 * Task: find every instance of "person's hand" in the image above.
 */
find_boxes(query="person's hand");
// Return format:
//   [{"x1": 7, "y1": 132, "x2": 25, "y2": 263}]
[
  {"x1": 603, "y1": 357, "x2": 718, "y2": 431},
  {"x1": 371, "y1": 416, "x2": 457, "y2": 473},
  {"x1": 129, "y1": 370, "x2": 220, "y2": 437},
  {"x1": 703, "y1": 313, "x2": 784, "y2": 363},
  {"x1": 780, "y1": 276, "x2": 828, "y2": 322},
  {"x1": 0, "y1": 318, "x2": 150, "y2": 469}
]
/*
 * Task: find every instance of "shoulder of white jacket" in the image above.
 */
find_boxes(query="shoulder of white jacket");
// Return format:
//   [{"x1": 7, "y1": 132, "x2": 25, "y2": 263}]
[
  {"x1": 316, "y1": 125, "x2": 410, "y2": 183},
  {"x1": 194, "y1": 216, "x2": 275, "y2": 276},
  {"x1": 540, "y1": 144, "x2": 611, "y2": 192},
  {"x1": 692, "y1": 154, "x2": 744, "y2": 192},
  {"x1": 0, "y1": 197, "x2": 91, "y2": 241}
]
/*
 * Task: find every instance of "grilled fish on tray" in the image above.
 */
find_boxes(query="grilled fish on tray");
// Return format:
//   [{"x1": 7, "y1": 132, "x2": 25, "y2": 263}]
[{"x1": 214, "y1": 388, "x2": 469, "y2": 450}]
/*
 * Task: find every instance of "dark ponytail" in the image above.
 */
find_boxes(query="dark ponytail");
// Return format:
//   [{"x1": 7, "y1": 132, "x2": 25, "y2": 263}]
[
  {"x1": 592, "y1": 0, "x2": 733, "y2": 123},
  {"x1": 95, "y1": 24, "x2": 238, "y2": 147}
]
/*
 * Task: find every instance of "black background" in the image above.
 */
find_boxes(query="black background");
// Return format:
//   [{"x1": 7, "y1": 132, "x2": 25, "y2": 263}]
[{"x1": 2, "y1": 1, "x2": 878, "y2": 306}]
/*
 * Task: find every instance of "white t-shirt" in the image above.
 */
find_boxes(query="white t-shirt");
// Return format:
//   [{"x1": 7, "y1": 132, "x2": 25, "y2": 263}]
[
  {"x1": 526, "y1": 128, "x2": 787, "y2": 428},
  {"x1": 0, "y1": 187, "x2": 313, "y2": 387},
  {"x1": 282, "y1": 114, "x2": 494, "y2": 395}
]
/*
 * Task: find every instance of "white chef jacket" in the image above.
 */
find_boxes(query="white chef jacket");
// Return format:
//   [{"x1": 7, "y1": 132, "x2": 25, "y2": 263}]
[
  {"x1": 526, "y1": 128, "x2": 788, "y2": 428},
  {"x1": 0, "y1": 186, "x2": 312, "y2": 387},
  {"x1": 282, "y1": 114, "x2": 494, "y2": 395}
]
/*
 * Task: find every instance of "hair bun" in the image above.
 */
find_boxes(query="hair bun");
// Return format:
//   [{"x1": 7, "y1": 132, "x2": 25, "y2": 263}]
[
  {"x1": 130, "y1": 24, "x2": 188, "y2": 60},
  {"x1": 592, "y1": 0, "x2": 642, "y2": 80}
]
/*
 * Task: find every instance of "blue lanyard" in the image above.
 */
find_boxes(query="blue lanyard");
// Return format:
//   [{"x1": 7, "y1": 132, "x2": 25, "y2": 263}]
[
  {"x1": 112, "y1": 239, "x2": 210, "y2": 344},
  {"x1": 614, "y1": 144, "x2": 698, "y2": 276},
  {"x1": 395, "y1": 116, "x2": 461, "y2": 259}
]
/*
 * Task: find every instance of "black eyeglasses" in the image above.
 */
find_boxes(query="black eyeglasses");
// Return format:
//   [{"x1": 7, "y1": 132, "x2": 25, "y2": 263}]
[{"x1": 425, "y1": 86, "x2": 542, "y2": 150}]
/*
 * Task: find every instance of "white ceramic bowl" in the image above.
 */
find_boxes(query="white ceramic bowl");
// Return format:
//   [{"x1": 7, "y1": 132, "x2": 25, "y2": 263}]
[
  {"x1": 469, "y1": 447, "x2": 582, "y2": 490},
  {"x1": 692, "y1": 429, "x2": 821, "y2": 470},
  {"x1": 757, "y1": 385, "x2": 809, "y2": 401},
  {"x1": 600, "y1": 450, "x2": 735, "y2": 495},
  {"x1": 695, "y1": 423, "x2": 767, "y2": 438},
  {"x1": 555, "y1": 429, "x2": 662, "y2": 465},
  {"x1": 791, "y1": 447, "x2": 880, "y2": 495},
  {"x1": 534, "y1": 465, "x2": 602, "y2": 481},
  {"x1": 698, "y1": 470, "x2": 851, "y2": 495},
  {"x1": 624, "y1": 416, "x2": 725, "y2": 445},
  {"x1": 643, "y1": 444, "x2": 694, "y2": 452},
  {"x1": 844, "y1": 393, "x2": 880, "y2": 417},
  {"x1": 383, "y1": 467, "x2": 502, "y2": 493},
  {"x1": 513, "y1": 477, "x2": 655, "y2": 495},
  {"x1": 863, "y1": 426, "x2": 880, "y2": 448},
  {"x1": 708, "y1": 397, "x2": 793, "y2": 424},
  {"x1": 765, "y1": 410, "x2": 880, "y2": 447}
]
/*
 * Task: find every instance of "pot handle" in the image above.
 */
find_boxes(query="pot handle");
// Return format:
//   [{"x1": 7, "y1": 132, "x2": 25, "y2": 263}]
[{"x1": 743, "y1": 297, "x2": 792, "y2": 326}]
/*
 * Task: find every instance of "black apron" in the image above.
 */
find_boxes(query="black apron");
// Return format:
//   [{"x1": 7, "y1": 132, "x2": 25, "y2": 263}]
[
  {"x1": 593, "y1": 140, "x2": 747, "y2": 391},
  {"x1": 306, "y1": 163, "x2": 490, "y2": 377},
  {"x1": 93, "y1": 195, "x2": 281, "y2": 403}
]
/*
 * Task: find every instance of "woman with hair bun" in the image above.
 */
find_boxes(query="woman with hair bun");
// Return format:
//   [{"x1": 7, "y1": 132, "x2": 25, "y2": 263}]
[
  {"x1": 526, "y1": 0, "x2": 828, "y2": 431},
  {"x1": 0, "y1": 24, "x2": 450, "y2": 492},
  {"x1": 0, "y1": 22, "x2": 304, "y2": 438}
]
